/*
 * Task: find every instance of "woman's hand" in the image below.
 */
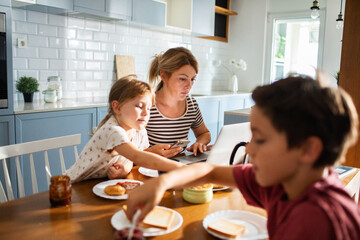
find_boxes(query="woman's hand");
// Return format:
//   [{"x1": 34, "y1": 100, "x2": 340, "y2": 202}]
[
  {"x1": 186, "y1": 142, "x2": 207, "y2": 156},
  {"x1": 125, "y1": 177, "x2": 166, "y2": 224},
  {"x1": 145, "y1": 144, "x2": 183, "y2": 158}
]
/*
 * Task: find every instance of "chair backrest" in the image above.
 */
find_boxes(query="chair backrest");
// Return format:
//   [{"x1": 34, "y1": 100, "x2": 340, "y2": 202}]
[{"x1": 0, "y1": 134, "x2": 81, "y2": 203}]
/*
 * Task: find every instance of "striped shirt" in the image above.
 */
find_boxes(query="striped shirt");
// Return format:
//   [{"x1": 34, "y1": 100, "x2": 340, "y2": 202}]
[{"x1": 146, "y1": 95, "x2": 204, "y2": 146}]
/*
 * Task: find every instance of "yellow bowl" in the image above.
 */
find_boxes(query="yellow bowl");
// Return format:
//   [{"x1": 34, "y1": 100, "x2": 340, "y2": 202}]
[{"x1": 182, "y1": 184, "x2": 213, "y2": 204}]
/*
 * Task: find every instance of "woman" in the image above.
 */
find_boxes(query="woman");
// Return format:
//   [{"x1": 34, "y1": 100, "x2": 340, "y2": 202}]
[{"x1": 145, "y1": 47, "x2": 211, "y2": 158}]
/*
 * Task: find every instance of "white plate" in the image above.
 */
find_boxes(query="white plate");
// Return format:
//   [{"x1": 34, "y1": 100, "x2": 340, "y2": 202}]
[
  {"x1": 203, "y1": 210, "x2": 268, "y2": 240},
  {"x1": 111, "y1": 206, "x2": 183, "y2": 237},
  {"x1": 212, "y1": 186, "x2": 230, "y2": 192},
  {"x1": 138, "y1": 167, "x2": 159, "y2": 178},
  {"x1": 92, "y1": 179, "x2": 143, "y2": 200}
]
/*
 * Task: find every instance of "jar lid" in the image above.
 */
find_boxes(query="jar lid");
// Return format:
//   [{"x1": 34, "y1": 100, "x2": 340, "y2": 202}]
[
  {"x1": 47, "y1": 76, "x2": 61, "y2": 81},
  {"x1": 42, "y1": 89, "x2": 57, "y2": 94}
]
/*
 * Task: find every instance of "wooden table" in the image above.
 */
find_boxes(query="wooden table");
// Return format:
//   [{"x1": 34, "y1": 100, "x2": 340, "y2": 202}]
[
  {"x1": 1, "y1": 167, "x2": 358, "y2": 239},
  {"x1": 0, "y1": 166, "x2": 266, "y2": 240}
]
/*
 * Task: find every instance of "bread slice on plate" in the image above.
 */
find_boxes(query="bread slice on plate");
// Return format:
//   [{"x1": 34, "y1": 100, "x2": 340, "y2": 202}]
[
  {"x1": 142, "y1": 207, "x2": 174, "y2": 229},
  {"x1": 207, "y1": 218, "x2": 246, "y2": 238}
]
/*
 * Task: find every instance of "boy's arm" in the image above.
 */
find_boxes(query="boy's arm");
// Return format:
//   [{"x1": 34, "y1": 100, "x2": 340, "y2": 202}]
[
  {"x1": 114, "y1": 142, "x2": 183, "y2": 171},
  {"x1": 125, "y1": 163, "x2": 236, "y2": 223}
]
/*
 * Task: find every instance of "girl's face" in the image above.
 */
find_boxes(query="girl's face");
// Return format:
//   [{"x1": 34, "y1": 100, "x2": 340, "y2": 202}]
[
  {"x1": 161, "y1": 65, "x2": 197, "y2": 100},
  {"x1": 246, "y1": 106, "x2": 302, "y2": 187},
  {"x1": 114, "y1": 93, "x2": 153, "y2": 131}
]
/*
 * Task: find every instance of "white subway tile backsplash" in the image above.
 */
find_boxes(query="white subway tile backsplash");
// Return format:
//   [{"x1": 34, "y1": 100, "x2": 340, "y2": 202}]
[
  {"x1": 29, "y1": 59, "x2": 48, "y2": 70},
  {"x1": 77, "y1": 29, "x2": 93, "y2": 40},
  {"x1": 85, "y1": 81, "x2": 100, "y2": 89},
  {"x1": 68, "y1": 17, "x2": 85, "y2": 29},
  {"x1": 38, "y1": 24, "x2": 57, "y2": 36},
  {"x1": 49, "y1": 59, "x2": 66, "y2": 70},
  {"x1": 12, "y1": 9, "x2": 26, "y2": 21},
  {"x1": 68, "y1": 39, "x2": 85, "y2": 49},
  {"x1": 67, "y1": 60, "x2": 85, "y2": 70},
  {"x1": 28, "y1": 35, "x2": 48, "y2": 47},
  {"x1": 15, "y1": 21, "x2": 37, "y2": 34},
  {"x1": 49, "y1": 37, "x2": 67, "y2": 48},
  {"x1": 13, "y1": 58, "x2": 28, "y2": 69},
  {"x1": 13, "y1": 10, "x2": 231, "y2": 102},
  {"x1": 93, "y1": 32, "x2": 108, "y2": 41},
  {"x1": 78, "y1": 50, "x2": 94, "y2": 60},
  {"x1": 85, "y1": 41, "x2": 101, "y2": 51},
  {"x1": 16, "y1": 47, "x2": 38, "y2": 58},
  {"x1": 85, "y1": 19, "x2": 101, "y2": 31},
  {"x1": 39, "y1": 48, "x2": 58, "y2": 59},
  {"x1": 59, "y1": 49, "x2": 77, "y2": 59},
  {"x1": 17, "y1": 70, "x2": 38, "y2": 80},
  {"x1": 58, "y1": 28, "x2": 76, "y2": 39},
  {"x1": 48, "y1": 14, "x2": 67, "y2": 27},
  {"x1": 27, "y1": 11, "x2": 47, "y2": 24}
]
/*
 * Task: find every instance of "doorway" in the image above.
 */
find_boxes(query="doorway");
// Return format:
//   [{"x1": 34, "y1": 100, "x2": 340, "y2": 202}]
[{"x1": 265, "y1": 11, "x2": 325, "y2": 83}]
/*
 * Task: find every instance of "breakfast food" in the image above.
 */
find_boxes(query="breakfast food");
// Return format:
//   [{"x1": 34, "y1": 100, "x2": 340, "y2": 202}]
[
  {"x1": 104, "y1": 181, "x2": 141, "y2": 196},
  {"x1": 142, "y1": 207, "x2": 175, "y2": 229},
  {"x1": 117, "y1": 181, "x2": 141, "y2": 191},
  {"x1": 191, "y1": 183, "x2": 213, "y2": 190},
  {"x1": 104, "y1": 184, "x2": 126, "y2": 196},
  {"x1": 207, "y1": 219, "x2": 246, "y2": 238},
  {"x1": 212, "y1": 184, "x2": 225, "y2": 189}
]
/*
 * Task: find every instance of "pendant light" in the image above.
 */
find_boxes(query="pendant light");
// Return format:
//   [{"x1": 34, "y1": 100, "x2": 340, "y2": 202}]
[
  {"x1": 336, "y1": 0, "x2": 344, "y2": 29},
  {"x1": 310, "y1": 0, "x2": 320, "y2": 19}
]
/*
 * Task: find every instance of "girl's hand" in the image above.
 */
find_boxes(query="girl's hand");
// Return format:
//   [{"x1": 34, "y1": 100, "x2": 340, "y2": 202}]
[
  {"x1": 125, "y1": 177, "x2": 166, "y2": 224},
  {"x1": 186, "y1": 142, "x2": 207, "y2": 156},
  {"x1": 107, "y1": 162, "x2": 131, "y2": 179},
  {"x1": 145, "y1": 144, "x2": 183, "y2": 158}
]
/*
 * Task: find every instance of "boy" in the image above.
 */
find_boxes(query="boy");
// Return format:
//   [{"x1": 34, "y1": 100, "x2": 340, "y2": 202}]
[{"x1": 126, "y1": 74, "x2": 360, "y2": 239}]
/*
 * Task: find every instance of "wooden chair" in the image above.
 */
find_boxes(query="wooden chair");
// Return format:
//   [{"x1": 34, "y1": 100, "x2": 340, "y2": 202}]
[{"x1": 0, "y1": 134, "x2": 81, "y2": 203}]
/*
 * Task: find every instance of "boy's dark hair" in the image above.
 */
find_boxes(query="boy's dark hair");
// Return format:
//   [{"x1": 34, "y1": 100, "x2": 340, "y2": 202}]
[{"x1": 252, "y1": 74, "x2": 358, "y2": 168}]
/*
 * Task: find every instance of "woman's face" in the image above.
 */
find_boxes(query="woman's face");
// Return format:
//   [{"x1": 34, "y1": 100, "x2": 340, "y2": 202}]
[{"x1": 161, "y1": 65, "x2": 197, "y2": 100}]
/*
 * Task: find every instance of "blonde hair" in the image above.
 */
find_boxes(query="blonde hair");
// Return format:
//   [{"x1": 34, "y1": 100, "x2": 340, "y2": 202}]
[
  {"x1": 96, "y1": 75, "x2": 154, "y2": 131},
  {"x1": 149, "y1": 47, "x2": 198, "y2": 91}
]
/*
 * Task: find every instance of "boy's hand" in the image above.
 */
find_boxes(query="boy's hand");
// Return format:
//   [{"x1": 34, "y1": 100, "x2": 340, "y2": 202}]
[
  {"x1": 145, "y1": 144, "x2": 183, "y2": 158},
  {"x1": 125, "y1": 177, "x2": 166, "y2": 224}
]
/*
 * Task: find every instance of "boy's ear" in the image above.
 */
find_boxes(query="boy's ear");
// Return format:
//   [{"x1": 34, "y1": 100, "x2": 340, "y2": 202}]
[
  {"x1": 300, "y1": 136, "x2": 323, "y2": 165},
  {"x1": 112, "y1": 100, "x2": 121, "y2": 115}
]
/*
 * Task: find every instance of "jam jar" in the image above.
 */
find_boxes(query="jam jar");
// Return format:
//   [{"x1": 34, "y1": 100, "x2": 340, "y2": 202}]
[{"x1": 49, "y1": 175, "x2": 72, "y2": 207}]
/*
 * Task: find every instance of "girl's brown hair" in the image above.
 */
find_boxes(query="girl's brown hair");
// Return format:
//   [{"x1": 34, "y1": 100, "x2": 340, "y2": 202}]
[
  {"x1": 96, "y1": 75, "x2": 154, "y2": 131},
  {"x1": 149, "y1": 47, "x2": 198, "y2": 91}
]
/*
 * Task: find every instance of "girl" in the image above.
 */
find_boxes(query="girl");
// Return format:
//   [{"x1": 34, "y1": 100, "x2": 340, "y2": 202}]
[
  {"x1": 66, "y1": 75, "x2": 183, "y2": 183},
  {"x1": 145, "y1": 47, "x2": 211, "y2": 158}
]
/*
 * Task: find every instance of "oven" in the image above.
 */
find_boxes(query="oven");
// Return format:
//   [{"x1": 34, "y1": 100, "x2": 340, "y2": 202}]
[
  {"x1": 0, "y1": 12, "x2": 7, "y2": 109},
  {"x1": 0, "y1": 6, "x2": 12, "y2": 115}
]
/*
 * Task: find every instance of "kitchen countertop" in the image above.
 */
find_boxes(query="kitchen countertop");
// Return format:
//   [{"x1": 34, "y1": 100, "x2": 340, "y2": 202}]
[{"x1": 14, "y1": 91, "x2": 251, "y2": 114}]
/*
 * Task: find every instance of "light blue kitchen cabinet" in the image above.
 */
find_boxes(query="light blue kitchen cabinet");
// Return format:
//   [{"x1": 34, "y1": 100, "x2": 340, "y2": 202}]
[
  {"x1": 12, "y1": 0, "x2": 74, "y2": 14},
  {"x1": 192, "y1": 0, "x2": 215, "y2": 36},
  {"x1": 14, "y1": 108, "x2": 96, "y2": 196},
  {"x1": 0, "y1": 115, "x2": 16, "y2": 198},
  {"x1": 188, "y1": 97, "x2": 221, "y2": 145},
  {"x1": 97, "y1": 106, "x2": 108, "y2": 125},
  {"x1": 74, "y1": 0, "x2": 132, "y2": 20},
  {"x1": 132, "y1": 0, "x2": 166, "y2": 27}
]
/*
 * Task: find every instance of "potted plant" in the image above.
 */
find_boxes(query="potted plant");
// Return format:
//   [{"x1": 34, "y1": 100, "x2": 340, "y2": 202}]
[{"x1": 16, "y1": 76, "x2": 39, "y2": 102}]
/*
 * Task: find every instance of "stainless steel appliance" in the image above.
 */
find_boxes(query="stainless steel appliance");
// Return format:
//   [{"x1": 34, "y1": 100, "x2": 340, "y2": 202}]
[{"x1": 0, "y1": 6, "x2": 13, "y2": 115}]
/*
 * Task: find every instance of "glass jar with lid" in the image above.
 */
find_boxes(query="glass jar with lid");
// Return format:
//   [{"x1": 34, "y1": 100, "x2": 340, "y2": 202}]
[
  {"x1": 47, "y1": 76, "x2": 62, "y2": 100},
  {"x1": 42, "y1": 89, "x2": 57, "y2": 103}
]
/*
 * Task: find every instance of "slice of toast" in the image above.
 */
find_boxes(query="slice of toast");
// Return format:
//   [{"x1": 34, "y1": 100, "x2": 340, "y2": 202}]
[
  {"x1": 142, "y1": 207, "x2": 174, "y2": 229},
  {"x1": 207, "y1": 218, "x2": 246, "y2": 238}
]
